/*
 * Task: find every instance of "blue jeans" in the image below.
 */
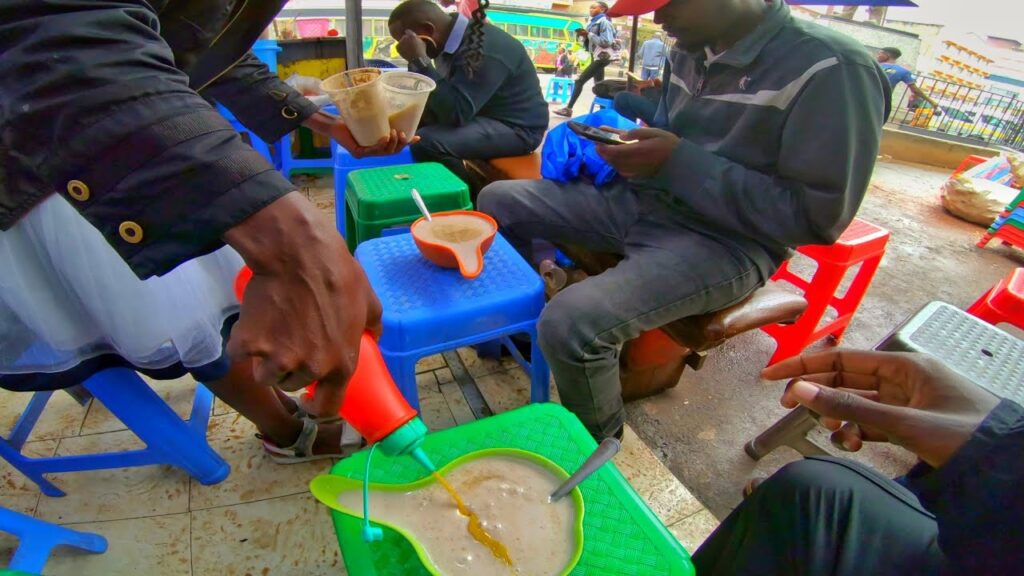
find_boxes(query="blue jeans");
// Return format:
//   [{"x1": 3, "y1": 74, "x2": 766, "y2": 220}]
[
  {"x1": 478, "y1": 179, "x2": 765, "y2": 438},
  {"x1": 641, "y1": 66, "x2": 661, "y2": 81},
  {"x1": 613, "y1": 91, "x2": 659, "y2": 126}
]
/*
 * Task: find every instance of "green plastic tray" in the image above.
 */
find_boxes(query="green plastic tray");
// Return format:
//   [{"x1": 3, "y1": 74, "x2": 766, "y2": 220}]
[{"x1": 326, "y1": 403, "x2": 695, "y2": 575}]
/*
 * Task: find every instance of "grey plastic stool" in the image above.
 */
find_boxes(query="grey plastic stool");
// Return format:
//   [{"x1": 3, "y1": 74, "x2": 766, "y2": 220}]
[{"x1": 746, "y1": 301, "x2": 1024, "y2": 460}]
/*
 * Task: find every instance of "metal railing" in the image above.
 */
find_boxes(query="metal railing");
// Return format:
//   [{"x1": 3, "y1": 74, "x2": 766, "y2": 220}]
[{"x1": 887, "y1": 74, "x2": 1024, "y2": 151}]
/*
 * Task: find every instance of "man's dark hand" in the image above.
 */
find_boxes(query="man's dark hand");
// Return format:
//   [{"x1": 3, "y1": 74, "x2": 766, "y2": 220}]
[
  {"x1": 223, "y1": 192, "x2": 383, "y2": 398},
  {"x1": 305, "y1": 111, "x2": 419, "y2": 159},
  {"x1": 397, "y1": 30, "x2": 428, "y2": 61},
  {"x1": 595, "y1": 127, "x2": 679, "y2": 178},
  {"x1": 762, "y1": 350, "x2": 1000, "y2": 468}
]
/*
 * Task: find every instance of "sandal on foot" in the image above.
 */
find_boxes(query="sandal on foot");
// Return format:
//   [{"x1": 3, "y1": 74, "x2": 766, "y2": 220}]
[
  {"x1": 293, "y1": 393, "x2": 343, "y2": 424},
  {"x1": 553, "y1": 107, "x2": 573, "y2": 118},
  {"x1": 260, "y1": 417, "x2": 363, "y2": 464}
]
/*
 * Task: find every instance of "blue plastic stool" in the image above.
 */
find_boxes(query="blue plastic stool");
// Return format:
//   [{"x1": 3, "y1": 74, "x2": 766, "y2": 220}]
[
  {"x1": 365, "y1": 59, "x2": 399, "y2": 69},
  {"x1": 0, "y1": 507, "x2": 107, "y2": 573},
  {"x1": 333, "y1": 146, "x2": 415, "y2": 236},
  {"x1": 216, "y1": 104, "x2": 277, "y2": 168},
  {"x1": 278, "y1": 104, "x2": 337, "y2": 178},
  {"x1": 546, "y1": 77, "x2": 575, "y2": 104},
  {"x1": 0, "y1": 368, "x2": 229, "y2": 497},
  {"x1": 590, "y1": 96, "x2": 614, "y2": 114},
  {"x1": 251, "y1": 39, "x2": 282, "y2": 73},
  {"x1": 355, "y1": 233, "x2": 549, "y2": 410}
]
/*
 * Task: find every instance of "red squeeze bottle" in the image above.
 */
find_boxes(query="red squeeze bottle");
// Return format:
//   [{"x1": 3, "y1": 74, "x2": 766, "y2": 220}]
[{"x1": 234, "y1": 267, "x2": 435, "y2": 472}]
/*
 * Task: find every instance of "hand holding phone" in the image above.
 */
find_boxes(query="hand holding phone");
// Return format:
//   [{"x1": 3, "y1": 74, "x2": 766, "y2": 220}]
[{"x1": 567, "y1": 121, "x2": 633, "y2": 146}]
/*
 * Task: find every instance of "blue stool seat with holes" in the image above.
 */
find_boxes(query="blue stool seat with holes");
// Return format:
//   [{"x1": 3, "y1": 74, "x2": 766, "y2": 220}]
[
  {"x1": 0, "y1": 368, "x2": 229, "y2": 498},
  {"x1": 1, "y1": 507, "x2": 107, "y2": 573},
  {"x1": 355, "y1": 233, "x2": 549, "y2": 410},
  {"x1": 333, "y1": 145, "x2": 414, "y2": 236},
  {"x1": 216, "y1": 104, "x2": 277, "y2": 168},
  {"x1": 546, "y1": 77, "x2": 575, "y2": 104},
  {"x1": 590, "y1": 96, "x2": 614, "y2": 114}
]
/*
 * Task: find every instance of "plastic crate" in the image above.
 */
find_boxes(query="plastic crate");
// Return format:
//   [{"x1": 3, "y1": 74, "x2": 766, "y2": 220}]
[{"x1": 344, "y1": 163, "x2": 471, "y2": 253}]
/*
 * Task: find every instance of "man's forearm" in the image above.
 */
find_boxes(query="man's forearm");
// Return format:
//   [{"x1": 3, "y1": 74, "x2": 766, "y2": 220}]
[{"x1": 911, "y1": 84, "x2": 940, "y2": 108}]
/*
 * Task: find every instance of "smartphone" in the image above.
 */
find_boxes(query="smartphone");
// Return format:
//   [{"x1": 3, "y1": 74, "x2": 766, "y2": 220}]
[{"x1": 567, "y1": 121, "x2": 630, "y2": 146}]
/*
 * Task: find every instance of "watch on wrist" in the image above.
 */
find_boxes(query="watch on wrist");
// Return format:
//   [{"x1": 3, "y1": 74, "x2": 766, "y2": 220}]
[{"x1": 410, "y1": 56, "x2": 432, "y2": 71}]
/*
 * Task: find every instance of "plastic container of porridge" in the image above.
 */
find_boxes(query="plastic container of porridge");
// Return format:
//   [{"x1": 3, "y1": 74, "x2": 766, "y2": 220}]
[
  {"x1": 321, "y1": 68, "x2": 390, "y2": 147},
  {"x1": 380, "y1": 71, "x2": 436, "y2": 140}
]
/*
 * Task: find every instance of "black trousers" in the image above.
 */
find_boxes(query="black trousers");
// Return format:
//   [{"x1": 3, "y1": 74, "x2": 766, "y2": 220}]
[
  {"x1": 566, "y1": 58, "x2": 611, "y2": 109},
  {"x1": 692, "y1": 457, "x2": 944, "y2": 576},
  {"x1": 411, "y1": 118, "x2": 543, "y2": 184}
]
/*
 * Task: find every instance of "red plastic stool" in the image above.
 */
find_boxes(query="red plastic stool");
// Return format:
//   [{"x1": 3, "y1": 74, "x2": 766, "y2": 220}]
[
  {"x1": 951, "y1": 154, "x2": 988, "y2": 177},
  {"x1": 967, "y1": 268, "x2": 1024, "y2": 330},
  {"x1": 761, "y1": 218, "x2": 890, "y2": 365}
]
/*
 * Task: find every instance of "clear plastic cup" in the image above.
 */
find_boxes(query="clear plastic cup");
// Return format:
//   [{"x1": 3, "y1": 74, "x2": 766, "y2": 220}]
[
  {"x1": 321, "y1": 68, "x2": 390, "y2": 147},
  {"x1": 380, "y1": 71, "x2": 437, "y2": 140}
]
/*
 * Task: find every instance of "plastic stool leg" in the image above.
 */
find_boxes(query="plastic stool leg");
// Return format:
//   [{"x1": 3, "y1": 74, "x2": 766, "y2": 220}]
[
  {"x1": 82, "y1": 369, "x2": 229, "y2": 486},
  {"x1": 0, "y1": 437, "x2": 65, "y2": 497},
  {"x1": 744, "y1": 406, "x2": 825, "y2": 460},
  {"x1": 766, "y1": 262, "x2": 846, "y2": 364},
  {"x1": 829, "y1": 255, "x2": 883, "y2": 342},
  {"x1": 382, "y1": 354, "x2": 420, "y2": 411},
  {"x1": 526, "y1": 327, "x2": 550, "y2": 403},
  {"x1": 1, "y1": 507, "x2": 107, "y2": 573},
  {"x1": 966, "y1": 292, "x2": 1004, "y2": 326}
]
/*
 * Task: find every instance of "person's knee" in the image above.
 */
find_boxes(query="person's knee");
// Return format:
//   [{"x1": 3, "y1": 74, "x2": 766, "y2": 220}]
[
  {"x1": 477, "y1": 181, "x2": 536, "y2": 226},
  {"x1": 537, "y1": 292, "x2": 601, "y2": 362},
  {"x1": 409, "y1": 133, "x2": 447, "y2": 162},
  {"x1": 759, "y1": 458, "x2": 861, "y2": 501}
]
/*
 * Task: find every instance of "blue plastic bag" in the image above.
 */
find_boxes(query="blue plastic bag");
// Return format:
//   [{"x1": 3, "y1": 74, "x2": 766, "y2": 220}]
[{"x1": 541, "y1": 109, "x2": 639, "y2": 185}]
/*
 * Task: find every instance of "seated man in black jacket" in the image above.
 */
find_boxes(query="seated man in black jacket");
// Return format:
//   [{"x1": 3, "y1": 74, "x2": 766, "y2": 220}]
[
  {"x1": 693, "y1": 349, "x2": 1023, "y2": 575},
  {"x1": 389, "y1": 0, "x2": 549, "y2": 182}
]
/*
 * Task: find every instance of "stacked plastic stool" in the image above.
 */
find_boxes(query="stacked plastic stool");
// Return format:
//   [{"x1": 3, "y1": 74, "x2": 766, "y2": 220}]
[
  {"x1": 761, "y1": 218, "x2": 891, "y2": 364},
  {"x1": 977, "y1": 187, "x2": 1024, "y2": 250},
  {"x1": 1, "y1": 507, "x2": 107, "y2": 573},
  {"x1": 967, "y1": 267, "x2": 1024, "y2": 330},
  {"x1": 545, "y1": 77, "x2": 575, "y2": 104},
  {"x1": 344, "y1": 163, "x2": 471, "y2": 253},
  {"x1": 216, "y1": 104, "x2": 277, "y2": 167},
  {"x1": 354, "y1": 233, "x2": 549, "y2": 410},
  {"x1": 590, "y1": 96, "x2": 614, "y2": 113},
  {"x1": 0, "y1": 367, "x2": 229, "y2": 497},
  {"x1": 278, "y1": 104, "x2": 338, "y2": 178},
  {"x1": 333, "y1": 145, "x2": 414, "y2": 235}
]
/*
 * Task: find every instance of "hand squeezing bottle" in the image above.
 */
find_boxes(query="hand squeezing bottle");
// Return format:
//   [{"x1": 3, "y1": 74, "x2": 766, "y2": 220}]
[{"x1": 338, "y1": 332, "x2": 436, "y2": 473}]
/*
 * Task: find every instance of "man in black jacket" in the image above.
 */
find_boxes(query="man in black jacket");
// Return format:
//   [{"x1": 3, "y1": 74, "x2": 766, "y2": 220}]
[
  {"x1": 0, "y1": 1, "x2": 413, "y2": 409},
  {"x1": 389, "y1": 0, "x2": 549, "y2": 183},
  {"x1": 694, "y1": 350, "x2": 1023, "y2": 575}
]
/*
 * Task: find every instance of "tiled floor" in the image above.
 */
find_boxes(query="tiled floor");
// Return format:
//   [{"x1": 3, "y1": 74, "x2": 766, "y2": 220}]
[{"x1": 1, "y1": 353, "x2": 716, "y2": 575}]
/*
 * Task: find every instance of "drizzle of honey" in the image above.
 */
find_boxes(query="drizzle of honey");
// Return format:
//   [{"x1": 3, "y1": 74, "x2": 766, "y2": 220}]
[{"x1": 432, "y1": 471, "x2": 514, "y2": 567}]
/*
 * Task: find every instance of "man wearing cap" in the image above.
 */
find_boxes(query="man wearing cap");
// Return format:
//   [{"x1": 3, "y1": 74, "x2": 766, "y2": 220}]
[
  {"x1": 876, "y1": 46, "x2": 942, "y2": 114},
  {"x1": 478, "y1": 0, "x2": 888, "y2": 441}
]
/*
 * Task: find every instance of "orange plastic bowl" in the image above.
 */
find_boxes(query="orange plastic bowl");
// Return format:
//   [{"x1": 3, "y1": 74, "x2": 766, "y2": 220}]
[{"x1": 410, "y1": 210, "x2": 497, "y2": 280}]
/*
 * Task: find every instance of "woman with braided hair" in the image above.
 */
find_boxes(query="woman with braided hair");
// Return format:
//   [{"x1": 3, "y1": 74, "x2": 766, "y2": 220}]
[{"x1": 390, "y1": 0, "x2": 549, "y2": 183}]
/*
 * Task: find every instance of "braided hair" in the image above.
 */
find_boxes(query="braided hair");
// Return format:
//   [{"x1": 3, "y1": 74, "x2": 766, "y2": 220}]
[{"x1": 461, "y1": 0, "x2": 489, "y2": 78}]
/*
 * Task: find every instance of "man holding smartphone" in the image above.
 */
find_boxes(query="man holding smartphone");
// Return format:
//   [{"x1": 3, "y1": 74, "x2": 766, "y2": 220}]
[{"x1": 478, "y1": 0, "x2": 888, "y2": 441}]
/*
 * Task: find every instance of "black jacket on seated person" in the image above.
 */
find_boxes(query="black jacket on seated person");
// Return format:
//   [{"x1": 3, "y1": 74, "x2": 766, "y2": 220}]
[{"x1": 0, "y1": 0, "x2": 316, "y2": 278}]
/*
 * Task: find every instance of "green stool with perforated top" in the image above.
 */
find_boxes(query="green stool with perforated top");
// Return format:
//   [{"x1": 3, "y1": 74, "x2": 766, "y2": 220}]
[
  {"x1": 324, "y1": 403, "x2": 695, "y2": 576},
  {"x1": 344, "y1": 163, "x2": 472, "y2": 253}
]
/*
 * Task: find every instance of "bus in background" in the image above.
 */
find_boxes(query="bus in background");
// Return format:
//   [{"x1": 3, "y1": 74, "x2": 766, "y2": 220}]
[{"x1": 304, "y1": 10, "x2": 584, "y2": 72}]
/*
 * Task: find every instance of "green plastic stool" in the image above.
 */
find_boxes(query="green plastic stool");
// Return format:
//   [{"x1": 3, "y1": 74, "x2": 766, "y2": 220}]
[
  {"x1": 326, "y1": 404, "x2": 695, "y2": 576},
  {"x1": 344, "y1": 163, "x2": 472, "y2": 253}
]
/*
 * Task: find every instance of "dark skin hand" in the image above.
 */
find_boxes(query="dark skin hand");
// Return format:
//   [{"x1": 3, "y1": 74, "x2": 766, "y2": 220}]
[
  {"x1": 303, "y1": 111, "x2": 419, "y2": 159},
  {"x1": 595, "y1": 127, "x2": 679, "y2": 178},
  {"x1": 763, "y1": 350, "x2": 1000, "y2": 468},
  {"x1": 224, "y1": 192, "x2": 383, "y2": 412},
  {"x1": 396, "y1": 30, "x2": 429, "y2": 62}
]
